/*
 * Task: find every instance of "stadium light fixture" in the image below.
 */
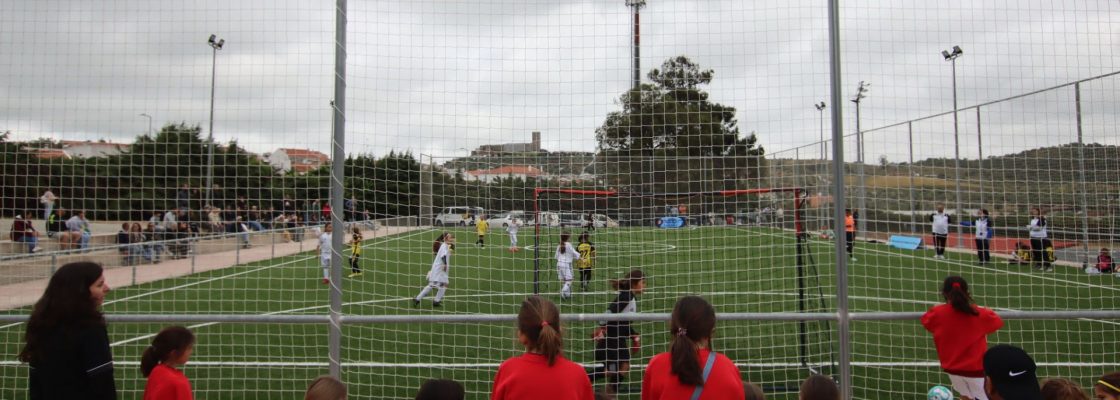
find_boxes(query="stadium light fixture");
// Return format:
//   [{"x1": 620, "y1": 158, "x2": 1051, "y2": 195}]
[
  {"x1": 943, "y1": 45, "x2": 964, "y2": 246},
  {"x1": 205, "y1": 34, "x2": 225, "y2": 208},
  {"x1": 139, "y1": 113, "x2": 152, "y2": 136}
]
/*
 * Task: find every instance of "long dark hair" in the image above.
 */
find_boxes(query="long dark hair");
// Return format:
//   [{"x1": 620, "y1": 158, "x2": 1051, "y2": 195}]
[
  {"x1": 415, "y1": 379, "x2": 464, "y2": 400},
  {"x1": 558, "y1": 233, "x2": 571, "y2": 254},
  {"x1": 140, "y1": 326, "x2": 196, "y2": 377},
  {"x1": 668, "y1": 296, "x2": 716, "y2": 386},
  {"x1": 941, "y1": 276, "x2": 978, "y2": 316},
  {"x1": 517, "y1": 296, "x2": 563, "y2": 366},
  {"x1": 19, "y1": 262, "x2": 105, "y2": 363},
  {"x1": 799, "y1": 374, "x2": 840, "y2": 400},
  {"x1": 610, "y1": 269, "x2": 645, "y2": 291},
  {"x1": 432, "y1": 232, "x2": 449, "y2": 254},
  {"x1": 1097, "y1": 372, "x2": 1120, "y2": 396}
]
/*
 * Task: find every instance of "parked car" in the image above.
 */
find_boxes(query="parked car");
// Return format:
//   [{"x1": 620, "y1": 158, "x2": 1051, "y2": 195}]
[
  {"x1": 493, "y1": 211, "x2": 527, "y2": 228},
  {"x1": 559, "y1": 213, "x2": 587, "y2": 228},
  {"x1": 591, "y1": 213, "x2": 618, "y2": 228},
  {"x1": 433, "y1": 207, "x2": 485, "y2": 226}
]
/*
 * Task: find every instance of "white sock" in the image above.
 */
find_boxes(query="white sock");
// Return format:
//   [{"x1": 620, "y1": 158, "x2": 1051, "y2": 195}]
[
  {"x1": 435, "y1": 286, "x2": 448, "y2": 302},
  {"x1": 561, "y1": 281, "x2": 571, "y2": 298},
  {"x1": 416, "y1": 285, "x2": 434, "y2": 300},
  {"x1": 322, "y1": 268, "x2": 329, "y2": 279}
]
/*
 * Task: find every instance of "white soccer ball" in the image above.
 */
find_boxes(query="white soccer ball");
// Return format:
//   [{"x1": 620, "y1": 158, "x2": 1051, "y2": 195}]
[{"x1": 927, "y1": 385, "x2": 953, "y2": 400}]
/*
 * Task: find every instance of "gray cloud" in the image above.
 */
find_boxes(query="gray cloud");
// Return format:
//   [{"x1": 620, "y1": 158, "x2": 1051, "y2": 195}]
[{"x1": 2, "y1": 0, "x2": 1116, "y2": 164}]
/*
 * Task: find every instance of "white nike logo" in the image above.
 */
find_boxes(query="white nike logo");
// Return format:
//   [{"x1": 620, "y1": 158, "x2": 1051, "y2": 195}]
[{"x1": 1009, "y1": 370, "x2": 1028, "y2": 377}]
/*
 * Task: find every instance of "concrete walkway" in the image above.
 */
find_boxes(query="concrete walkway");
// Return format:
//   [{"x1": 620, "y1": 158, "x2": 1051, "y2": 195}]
[{"x1": 0, "y1": 225, "x2": 422, "y2": 311}]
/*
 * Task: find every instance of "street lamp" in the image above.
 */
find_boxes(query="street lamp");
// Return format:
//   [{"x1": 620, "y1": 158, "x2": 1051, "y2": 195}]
[
  {"x1": 850, "y1": 81, "x2": 869, "y2": 234},
  {"x1": 139, "y1": 113, "x2": 152, "y2": 136},
  {"x1": 205, "y1": 34, "x2": 225, "y2": 208},
  {"x1": 942, "y1": 45, "x2": 963, "y2": 246}
]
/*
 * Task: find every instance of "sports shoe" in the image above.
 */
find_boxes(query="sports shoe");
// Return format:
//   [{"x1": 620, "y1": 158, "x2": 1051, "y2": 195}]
[
  {"x1": 849, "y1": 257, "x2": 857, "y2": 262},
  {"x1": 1045, "y1": 266, "x2": 1054, "y2": 272},
  {"x1": 31, "y1": 246, "x2": 42, "y2": 253},
  {"x1": 412, "y1": 298, "x2": 420, "y2": 307},
  {"x1": 433, "y1": 301, "x2": 442, "y2": 308},
  {"x1": 322, "y1": 278, "x2": 330, "y2": 285},
  {"x1": 348, "y1": 272, "x2": 362, "y2": 278}
]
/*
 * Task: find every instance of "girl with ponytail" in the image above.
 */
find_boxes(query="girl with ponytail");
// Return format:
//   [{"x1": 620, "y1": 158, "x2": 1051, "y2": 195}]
[
  {"x1": 921, "y1": 276, "x2": 1003, "y2": 400},
  {"x1": 141, "y1": 326, "x2": 196, "y2": 400},
  {"x1": 590, "y1": 269, "x2": 647, "y2": 394},
  {"x1": 491, "y1": 296, "x2": 594, "y2": 400},
  {"x1": 641, "y1": 296, "x2": 744, "y2": 400}
]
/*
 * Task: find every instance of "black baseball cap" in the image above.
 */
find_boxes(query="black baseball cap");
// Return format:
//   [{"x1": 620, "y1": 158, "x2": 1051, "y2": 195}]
[{"x1": 984, "y1": 344, "x2": 1041, "y2": 400}]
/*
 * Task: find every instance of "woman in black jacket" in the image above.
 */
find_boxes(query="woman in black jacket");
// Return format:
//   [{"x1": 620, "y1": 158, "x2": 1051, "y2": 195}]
[{"x1": 19, "y1": 262, "x2": 116, "y2": 399}]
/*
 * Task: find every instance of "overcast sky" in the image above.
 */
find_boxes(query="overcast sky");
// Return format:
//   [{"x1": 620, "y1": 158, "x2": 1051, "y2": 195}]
[{"x1": 2, "y1": 0, "x2": 1117, "y2": 163}]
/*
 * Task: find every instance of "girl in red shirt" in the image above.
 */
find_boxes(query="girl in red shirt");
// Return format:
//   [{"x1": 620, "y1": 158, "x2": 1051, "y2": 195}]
[
  {"x1": 641, "y1": 296, "x2": 744, "y2": 400},
  {"x1": 142, "y1": 326, "x2": 196, "y2": 400},
  {"x1": 920, "y1": 276, "x2": 1003, "y2": 400},
  {"x1": 492, "y1": 296, "x2": 594, "y2": 400}
]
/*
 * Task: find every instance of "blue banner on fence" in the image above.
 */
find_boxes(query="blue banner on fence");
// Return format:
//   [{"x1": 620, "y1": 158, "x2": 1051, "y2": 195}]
[
  {"x1": 656, "y1": 216, "x2": 685, "y2": 229},
  {"x1": 888, "y1": 235, "x2": 923, "y2": 250}
]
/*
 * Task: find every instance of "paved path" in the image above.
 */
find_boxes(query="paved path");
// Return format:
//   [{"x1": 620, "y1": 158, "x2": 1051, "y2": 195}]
[{"x1": 0, "y1": 225, "x2": 422, "y2": 311}]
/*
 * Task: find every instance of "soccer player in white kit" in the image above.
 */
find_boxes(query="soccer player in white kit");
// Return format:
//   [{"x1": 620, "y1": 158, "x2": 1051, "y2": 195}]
[
  {"x1": 507, "y1": 218, "x2": 521, "y2": 252},
  {"x1": 414, "y1": 232, "x2": 454, "y2": 307},
  {"x1": 554, "y1": 232, "x2": 580, "y2": 300},
  {"x1": 316, "y1": 223, "x2": 333, "y2": 284}
]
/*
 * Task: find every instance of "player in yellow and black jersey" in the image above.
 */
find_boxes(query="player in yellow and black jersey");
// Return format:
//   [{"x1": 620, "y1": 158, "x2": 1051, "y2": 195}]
[{"x1": 577, "y1": 232, "x2": 596, "y2": 291}]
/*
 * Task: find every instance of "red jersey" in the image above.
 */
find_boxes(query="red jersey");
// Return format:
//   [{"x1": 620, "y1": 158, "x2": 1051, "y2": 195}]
[
  {"x1": 920, "y1": 304, "x2": 1003, "y2": 377},
  {"x1": 491, "y1": 353, "x2": 594, "y2": 400},
  {"x1": 641, "y1": 348, "x2": 744, "y2": 400},
  {"x1": 143, "y1": 364, "x2": 193, "y2": 400}
]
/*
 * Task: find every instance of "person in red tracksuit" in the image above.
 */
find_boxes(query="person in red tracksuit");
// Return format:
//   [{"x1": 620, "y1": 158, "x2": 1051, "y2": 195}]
[
  {"x1": 921, "y1": 276, "x2": 1003, "y2": 400},
  {"x1": 142, "y1": 326, "x2": 196, "y2": 400},
  {"x1": 491, "y1": 296, "x2": 594, "y2": 400},
  {"x1": 641, "y1": 296, "x2": 744, "y2": 400}
]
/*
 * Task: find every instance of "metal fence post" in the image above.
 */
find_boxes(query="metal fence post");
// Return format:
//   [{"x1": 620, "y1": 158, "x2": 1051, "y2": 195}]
[
  {"x1": 50, "y1": 253, "x2": 57, "y2": 276},
  {"x1": 191, "y1": 237, "x2": 196, "y2": 274},
  {"x1": 271, "y1": 228, "x2": 276, "y2": 259},
  {"x1": 132, "y1": 259, "x2": 137, "y2": 286},
  {"x1": 825, "y1": 0, "x2": 852, "y2": 397},
  {"x1": 236, "y1": 233, "x2": 241, "y2": 265},
  {"x1": 328, "y1": 0, "x2": 349, "y2": 380}
]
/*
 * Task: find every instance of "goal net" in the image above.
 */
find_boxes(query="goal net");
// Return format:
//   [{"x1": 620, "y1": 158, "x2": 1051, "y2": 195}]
[
  {"x1": 2, "y1": 0, "x2": 1118, "y2": 399},
  {"x1": 531, "y1": 187, "x2": 837, "y2": 388}
]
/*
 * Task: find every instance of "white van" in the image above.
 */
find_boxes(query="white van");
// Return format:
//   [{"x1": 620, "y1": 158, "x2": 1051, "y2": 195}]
[{"x1": 433, "y1": 207, "x2": 485, "y2": 226}]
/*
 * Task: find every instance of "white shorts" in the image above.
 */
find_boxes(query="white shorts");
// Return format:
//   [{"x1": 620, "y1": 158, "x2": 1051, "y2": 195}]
[
  {"x1": 320, "y1": 256, "x2": 330, "y2": 269},
  {"x1": 427, "y1": 268, "x2": 449, "y2": 285},
  {"x1": 557, "y1": 262, "x2": 573, "y2": 281},
  {"x1": 948, "y1": 374, "x2": 988, "y2": 400}
]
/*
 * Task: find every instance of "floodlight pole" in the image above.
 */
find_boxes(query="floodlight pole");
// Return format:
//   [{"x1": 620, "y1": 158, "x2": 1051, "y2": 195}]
[
  {"x1": 139, "y1": 113, "x2": 152, "y2": 136},
  {"x1": 205, "y1": 34, "x2": 225, "y2": 209},
  {"x1": 850, "y1": 82, "x2": 869, "y2": 235},
  {"x1": 816, "y1": 102, "x2": 827, "y2": 160},
  {"x1": 943, "y1": 46, "x2": 964, "y2": 247},
  {"x1": 626, "y1": 0, "x2": 646, "y2": 90}
]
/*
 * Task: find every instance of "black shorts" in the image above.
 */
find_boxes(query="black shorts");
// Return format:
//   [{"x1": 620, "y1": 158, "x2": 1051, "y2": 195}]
[{"x1": 594, "y1": 336, "x2": 631, "y2": 364}]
